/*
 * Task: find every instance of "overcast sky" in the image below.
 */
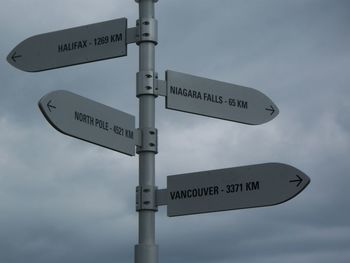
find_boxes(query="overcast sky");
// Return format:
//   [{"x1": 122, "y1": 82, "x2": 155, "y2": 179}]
[{"x1": 1, "y1": 0, "x2": 350, "y2": 262}]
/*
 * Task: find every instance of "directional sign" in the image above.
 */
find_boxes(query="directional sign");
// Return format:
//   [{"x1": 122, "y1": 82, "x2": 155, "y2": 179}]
[
  {"x1": 8, "y1": 18, "x2": 127, "y2": 72},
  {"x1": 39, "y1": 90, "x2": 135, "y2": 156},
  {"x1": 165, "y1": 70, "x2": 279, "y2": 125},
  {"x1": 157, "y1": 163, "x2": 310, "y2": 216}
]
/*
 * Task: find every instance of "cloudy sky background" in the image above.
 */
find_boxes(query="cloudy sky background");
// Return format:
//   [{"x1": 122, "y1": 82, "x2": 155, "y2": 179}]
[{"x1": 1, "y1": 0, "x2": 350, "y2": 262}]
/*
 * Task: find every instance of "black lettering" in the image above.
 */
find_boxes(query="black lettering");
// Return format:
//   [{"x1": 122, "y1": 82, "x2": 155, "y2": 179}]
[
  {"x1": 203, "y1": 187, "x2": 209, "y2": 196},
  {"x1": 58, "y1": 40, "x2": 88, "y2": 53},
  {"x1": 246, "y1": 181, "x2": 259, "y2": 191},
  {"x1": 113, "y1": 125, "x2": 124, "y2": 136},
  {"x1": 229, "y1": 98, "x2": 236, "y2": 106},
  {"x1": 170, "y1": 191, "x2": 181, "y2": 200},
  {"x1": 237, "y1": 100, "x2": 248, "y2": 109},
  {"x1": 251, "y1": 181, "x2": 259, "y2": 191},
  {"x1": 204, "y1": 93, "x2": 211, "y2": 102},
  {"x1": 169, "y1": 86, "x2": 203, "y2": 100},
  {"x1": 170, "y1": 186, "x2": 219, "y2": 200},
  {"x1": 214, "y1": 186, "x2": 219, "y2": 195},
  {"x1": 204, "y1": 93, "x2": 223, "y2": 104},
  {"x1": 192, "y1": 189, "x2": 197, "y2": 197},
  {"x1": 170, "y1": 86, "x2": 177, "y2": 95},
  {"x1": 111, "y1": 33, "x2": 123, "y2": 42},
  {"x1": 58, "y1": 44, "x2": 64, "y2": 53},
  {"x1": 125, "y1": 129, "x2": 134, "y2": 139},
  {"x1": 170, "y1": 191, "x2": 176, "y2": 200},
  {"x1": 74, "y1": 111, "x2": 94, "y2": 125},
  {"x1": 246, "y1": 182, "x2": 251, "y2": 191},
  {"x1": 95, "y1": 119, "x2": 109, "y2": 131},
  {"x1": 226, "y1": 183, "x2": 243, "y2": 193}
]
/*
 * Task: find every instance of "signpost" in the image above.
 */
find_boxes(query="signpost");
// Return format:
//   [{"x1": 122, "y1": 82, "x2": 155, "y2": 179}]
[
  {"x1": 39, "y1": 90, "x2": 135, "y2": 156},
  {"x1": 165, "y1": 70, "x2": 279, "y2": 125},
  {"x1": 7, "y1": 18, "x2": 127, "y2": 72},
  {"x1": 157, "y1": 163, "x2": 310, "y2": 217},
  {"x1": 8, "y1": 1, "x2": 311, "y2": 263}
]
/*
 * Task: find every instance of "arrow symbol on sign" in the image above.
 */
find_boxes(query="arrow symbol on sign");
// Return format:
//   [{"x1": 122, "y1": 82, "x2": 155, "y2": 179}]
[
  {"x1": 47, "y1": 100, "x2": 56, "y2": 112},
  {"x1": 11, "y1": 52, "x2": 22, "y2": 63},
  {"x1": 289, "y1": 174, "x2": 303, "y2": 187},
  {"x1": 265, "y1": 105, "x2": 275, "y2": 115}
]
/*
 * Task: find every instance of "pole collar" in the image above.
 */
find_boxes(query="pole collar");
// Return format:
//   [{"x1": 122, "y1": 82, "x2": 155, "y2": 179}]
[
  {"x1": 135, "y1": 0, "x2": 158, "y2": 2},
  {"x1": 136, "y1": 18, "x2": 158, "y2": 45},
  {"x1": 136, "y1": 127, "x2": 158, "y2": 154},
  {"x1": 136, "y1": 71, "x2": 159, "y2": 97},
  {"x1": 136, "y1": 185, "x2": 158, "y2": 211}
]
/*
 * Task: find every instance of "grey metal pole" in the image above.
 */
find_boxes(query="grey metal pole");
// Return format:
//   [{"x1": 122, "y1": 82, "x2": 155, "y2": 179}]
[{"x1": 135, "y1": 0, "x2": 158, "y2": 263}]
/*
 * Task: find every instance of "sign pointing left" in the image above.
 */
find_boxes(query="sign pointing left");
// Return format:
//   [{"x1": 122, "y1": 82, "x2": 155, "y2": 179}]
[
  {"x1": 39, "y1": 90, "x2": 136, "y2": 156},
  {"x1": 7, "y1": 18, "x2": 127, "y2": 72}
]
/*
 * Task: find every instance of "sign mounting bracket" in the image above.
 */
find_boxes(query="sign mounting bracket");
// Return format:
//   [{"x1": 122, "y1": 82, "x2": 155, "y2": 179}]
[
  {"x1": 156, "y1": 189, "x2": 168, "y2": 206},
  {"x1": 127, "y1": 27, "x2": 138, "y2": 44},
  {"x1": 156, "y1": 79, "x2": 166, "y2": 97},
  {"x1": 136, "y1": 18, "x2": 158, "y2": 45},
  {"x1": 136, "y1": 127, "x2": 158, "y2": 154},
  {"x1": 136, "y1": 185, "x2": 158, "y2": 211}
]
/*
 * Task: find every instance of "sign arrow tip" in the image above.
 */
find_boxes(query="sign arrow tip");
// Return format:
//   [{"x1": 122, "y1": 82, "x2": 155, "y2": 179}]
[
  {"x1": 265, "y1": 105, "x2": 276, "y2": 115},
  {"x1": 10, "y1": 51, "x2": 22, "y2": 63},
  {"x1": 289, "y1": 174, "x2": 303, "y2": 187}
]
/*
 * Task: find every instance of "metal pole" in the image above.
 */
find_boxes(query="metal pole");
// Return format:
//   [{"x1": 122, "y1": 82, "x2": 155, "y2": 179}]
[{"x1": 135, "y1": 0, "x2": 158, "y2": 263}]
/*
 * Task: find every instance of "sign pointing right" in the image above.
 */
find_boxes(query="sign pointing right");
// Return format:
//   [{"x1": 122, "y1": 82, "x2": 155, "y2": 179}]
[
  {"x1": 165, "y1": 70, "x2": 279, "y2": 125},
  {"x1": 157, "y1": 163, "x2": 310, "y2": 217}
]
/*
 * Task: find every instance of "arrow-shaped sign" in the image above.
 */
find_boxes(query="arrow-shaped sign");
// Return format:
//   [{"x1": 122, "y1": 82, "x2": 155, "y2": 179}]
[
  {"x1": 164, "y1": 70, "x2": 279, "y2": 125},
  {"x1": 7, "y1": 18, "x2": 127, "y2": 72},
  {"x1": 157, "y1": 163, "x2": 310, "y2": 217},
  {"x1": 39, "y1": 90, "x2": 136, "y2": 156}
]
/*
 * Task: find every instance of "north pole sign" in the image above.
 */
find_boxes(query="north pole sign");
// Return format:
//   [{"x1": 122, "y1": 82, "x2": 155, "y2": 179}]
[{"x1": 39, "y1": 90, "x2": 135, "y2": 156}]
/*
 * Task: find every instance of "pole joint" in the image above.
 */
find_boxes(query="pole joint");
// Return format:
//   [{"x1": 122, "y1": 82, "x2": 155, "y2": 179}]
[
  {"x1": 135, "y1": 0, "x2": 159, "y2": 3},
  {"x1": 136, "y1": 71, "x2": 159, "y2": 97},
  {"x1": 136, "y1": 18, "x2": 158, "y2": 45},
  {"x1": 136, "y1": 185, "x2": 158, "y2": 211},
  {"x1": 136, "y1": 127, "x2": 158, "y2": 153}
]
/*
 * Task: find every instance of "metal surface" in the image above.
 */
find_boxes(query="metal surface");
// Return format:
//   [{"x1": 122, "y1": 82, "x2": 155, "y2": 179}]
[
  {"x1": 136, "y1": 127, "x2": 158, "y2": 154},
  {"x1": 38, "y1": 90, "x2": 135, "y2": 156},
  {"x1": 8, "y1": 18, "x2": 127, "y2": 72},
  {"x1": 160, "y1": 163, "x2": 310, "y2": 217},
  {"x1": 136, "y1": 18, "x2": 158, "y2": 45},
  {"x1": 136, "y1": 186, "x2": 158, "y2": 211},
  {"x1": 166, "y1": 70, "x2": 279, "y2": 125},
  {"x1": 135, "y1": 0, "x2": 158, "y2": 263},
  {"x1": 137, "y1": 71, "x2": 159, "y2": 97}
]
